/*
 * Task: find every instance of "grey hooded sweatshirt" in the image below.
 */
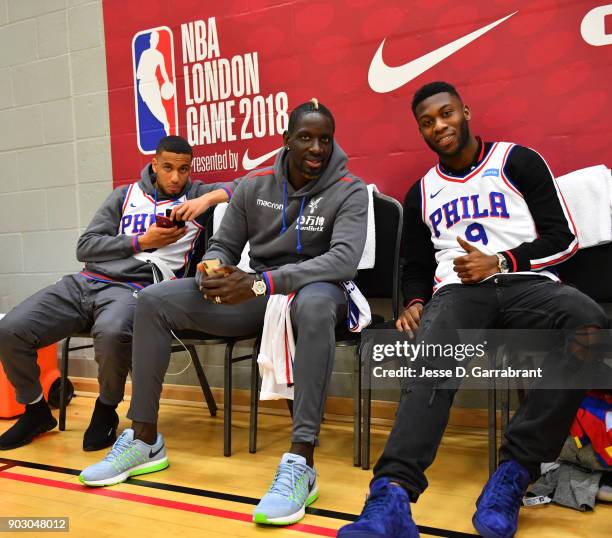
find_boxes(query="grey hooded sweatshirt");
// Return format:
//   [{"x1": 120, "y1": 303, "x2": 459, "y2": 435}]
[
  {"x1": 76, "y1": 163, "x2": 236, "y2": 285},
  {"x1": 203, "y1": 142, "x2": 368, "y2": 295}
]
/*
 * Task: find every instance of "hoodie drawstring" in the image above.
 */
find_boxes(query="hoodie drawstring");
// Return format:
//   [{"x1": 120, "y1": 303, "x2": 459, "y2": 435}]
[
  {"x1": 281, "y1": 181, "x2": 288, "y2": 233},
  {"x1": 152, "y1": 188, "x2": 158, "y2": 224},
  {"x1": 280, "y1": 180, "x2": 307, "y2": 253},
  {"x1": 296, "y1": 196, "x2": 306, "y2": 253}
]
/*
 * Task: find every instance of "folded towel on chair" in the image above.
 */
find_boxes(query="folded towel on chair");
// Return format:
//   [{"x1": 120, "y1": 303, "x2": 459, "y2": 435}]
[{"x1": 555, "y1": 165, "x2": 612, "y2": 249}]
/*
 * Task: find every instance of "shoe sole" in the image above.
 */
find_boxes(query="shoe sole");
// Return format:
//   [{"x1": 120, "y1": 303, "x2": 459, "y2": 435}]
[
  {"x1": 337, "y1": 529, "x2": 389, "y2": 538},
  {"x1": 79, "y1": 457, "x2": 169, "y2": 487},
  {"x1": 0, "y1": 416, "x2": 58, "y2": 451},
  {"x1": 253, "y1": 487, "x2": 319, "y2": 525},
  {"x1": 472, "y1": 512, "x2": 509, "y2": 538}
]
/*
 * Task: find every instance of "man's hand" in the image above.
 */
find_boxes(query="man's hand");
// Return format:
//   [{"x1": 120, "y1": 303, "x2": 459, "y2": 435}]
[
  {"x1": 453, "y1": 236, "x2": 499, "y2": 284},
  {"x1": 396, "y1": 303, "x2": 423, "y2": 338},
  {"x1": 169, "y1": 195, "x2": 212, "y2": 222},
  {"x1": 137, "y1": 223, "x2": 186, "y2": 250},
  {"x1": 199, "y1": 265, "x2": 257, "y2": 305}
]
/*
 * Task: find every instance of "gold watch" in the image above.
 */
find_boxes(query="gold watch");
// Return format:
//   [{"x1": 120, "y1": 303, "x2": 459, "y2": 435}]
[{"x1": 252, "y1": 275, "x2": 267, "y2": 296}]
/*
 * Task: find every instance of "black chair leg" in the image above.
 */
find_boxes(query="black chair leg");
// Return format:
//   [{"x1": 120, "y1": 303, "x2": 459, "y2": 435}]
[
  {"x1": 187, "y1": 345, "x2": 217, "y2": 417},
  {"x1": 488, "y1": 386, "x2": 497, "y2": 477},
  {"x1": 59, "y1": 336, "x2": 71, "y2": 431},
  {"x1": 353, "y1": 343, "x2": 361, "y2": 467},
  {"x1": 362, "y1": 349, "x2": 372, "y2": 470},
  {"x1": 248, "y1": 337, "x2": 261, "y2": 454},
  {"x1": 224, "y1": 340, "x2": 236, "y2": 457}
]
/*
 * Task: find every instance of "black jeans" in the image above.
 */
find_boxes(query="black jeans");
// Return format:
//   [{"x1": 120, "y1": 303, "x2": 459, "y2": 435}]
[{"x1": 372, "y1": 276, "x2": 608, "y2": 501}]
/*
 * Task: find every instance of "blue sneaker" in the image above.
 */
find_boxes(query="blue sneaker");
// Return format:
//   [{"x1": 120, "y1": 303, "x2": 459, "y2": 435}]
[
  {"x1": 338, "y1": 477, "x2": 419, "y2": 537},
  {"x1": 472, "y1": 460, "x2": 530, "y2": 538},
  {"x1": 79, "y1": 428, "x2": 169, "y2": 487},
  {"x1": 253, "y1": 453, "x2": 318, "y2": 525}
]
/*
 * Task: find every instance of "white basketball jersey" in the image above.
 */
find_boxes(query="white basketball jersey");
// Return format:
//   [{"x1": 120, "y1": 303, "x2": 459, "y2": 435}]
[
  {"x1": 421, "y1": 142, "x2": 556, "y2": 291},
  {"x1": 119, "y1": 182, "x2": 202, "y2": 274}
]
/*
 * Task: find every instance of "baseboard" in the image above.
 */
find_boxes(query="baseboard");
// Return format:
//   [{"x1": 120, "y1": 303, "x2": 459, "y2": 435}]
[{"x1": 70, "y1": 377, "x2": 494, "y2": 429}]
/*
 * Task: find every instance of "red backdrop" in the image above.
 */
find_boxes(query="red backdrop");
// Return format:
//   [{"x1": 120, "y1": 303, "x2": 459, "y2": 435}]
[{"x1": 103, "y1": 0, "x2": 612, "y2": 201}]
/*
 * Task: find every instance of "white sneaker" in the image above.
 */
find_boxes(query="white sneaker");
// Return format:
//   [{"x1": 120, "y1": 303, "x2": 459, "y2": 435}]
[{"x1": 79, "y1": 428, "x2": 168, "y2": 486}]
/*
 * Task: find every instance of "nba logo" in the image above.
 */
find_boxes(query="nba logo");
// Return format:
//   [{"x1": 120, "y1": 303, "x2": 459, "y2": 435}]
[{"x1": 132, "y1": 26, "x2": 178, "y2": 154}]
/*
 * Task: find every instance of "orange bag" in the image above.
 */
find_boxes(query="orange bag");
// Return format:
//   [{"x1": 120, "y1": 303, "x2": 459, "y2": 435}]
[{"x1": 0, "y1": 344, "x2": 59, "y2": 418}]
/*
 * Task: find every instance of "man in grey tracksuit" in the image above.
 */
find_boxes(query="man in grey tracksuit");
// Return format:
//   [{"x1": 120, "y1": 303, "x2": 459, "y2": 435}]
[
  {"x1": 79, "y1": 101, "x2": 368, "y2": 526},
  {"x1": 0, "y1": 136, "x2": 235, "y2": 452}
]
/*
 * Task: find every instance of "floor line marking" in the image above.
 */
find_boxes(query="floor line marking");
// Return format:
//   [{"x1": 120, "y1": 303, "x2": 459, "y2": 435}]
[
  {"x1": 0, "y1": 457, "x2": 478, "y2": 537},
  {"x1": 0, "y1": 470, "x2": 337, "y2": 537}
]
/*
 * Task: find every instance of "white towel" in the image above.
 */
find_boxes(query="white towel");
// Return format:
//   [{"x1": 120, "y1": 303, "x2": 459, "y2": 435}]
[
  {"x1": 358, "y1": 184, "x2": 378, "y2": 269},
  {"x1": 213, "y1": 183, "x2": 378, "y2": 271},
  {"x1": 555, "y1": 165, "x2": 612, "y2": 249},
  {"x1": 258, "y1": 281, "x2": 371, "y2": 401},
  {"x1": 257, "y1": 294, "x2": 296, "y2": 400}
]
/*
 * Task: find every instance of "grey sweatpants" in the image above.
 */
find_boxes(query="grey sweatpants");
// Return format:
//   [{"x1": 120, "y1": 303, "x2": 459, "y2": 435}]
[
  {"x1": 0, "y1": 274, "x2": 136, "y2": 406},
  {"x1": 127, "y1": 278, "x2": 346, "y2": 444}
]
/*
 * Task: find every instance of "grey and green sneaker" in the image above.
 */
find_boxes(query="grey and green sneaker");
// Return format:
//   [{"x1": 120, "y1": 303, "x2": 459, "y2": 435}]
[
  {"x1": 253, "y1": 453, "x2": 318, "y2": 525},
  {"x1": 79, "y1": 428, "x2": 168, "y2": 487}
]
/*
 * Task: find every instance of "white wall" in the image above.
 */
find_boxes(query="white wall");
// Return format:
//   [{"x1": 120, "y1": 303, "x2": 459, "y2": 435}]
[{"x1": 0, "y1": 0, "x2": 112, "y2": 312}]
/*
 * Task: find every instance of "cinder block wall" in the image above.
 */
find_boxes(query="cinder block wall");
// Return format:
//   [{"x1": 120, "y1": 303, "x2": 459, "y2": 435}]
[{"x1": 0, "y1": 0, "x2": 111, "y2": 313}]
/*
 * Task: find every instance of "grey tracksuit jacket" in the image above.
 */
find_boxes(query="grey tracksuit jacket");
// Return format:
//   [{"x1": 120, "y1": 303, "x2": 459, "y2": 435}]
[
  {"x1": 77, "y1": 163, "x2": 236, "y2": 284},
  {"x1": 202, "y1": 142, "x2": 368, "y2": 293}
]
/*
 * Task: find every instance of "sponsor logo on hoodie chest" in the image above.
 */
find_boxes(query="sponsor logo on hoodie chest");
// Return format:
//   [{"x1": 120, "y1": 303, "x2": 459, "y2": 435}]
[
  {"x1": 256, "y1": 198, "x2": 284, "y2": 210},
  {"x1": 256, "y1": 197, "x2": 326, "y2": 232}
]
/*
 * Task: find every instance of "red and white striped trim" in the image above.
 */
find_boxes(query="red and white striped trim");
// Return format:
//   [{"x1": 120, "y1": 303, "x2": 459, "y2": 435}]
[
  {"x1": 122, "y1": 183, "x2": 135, "y2": 212},
  {"x1": 434, "y1": 143, "x2": 498, "y2": 183}
]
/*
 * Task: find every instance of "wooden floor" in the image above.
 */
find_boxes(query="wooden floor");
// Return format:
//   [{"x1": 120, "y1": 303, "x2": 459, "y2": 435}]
[{"x1": 1, "y1": 394, "x2": 610, "y2": 537}]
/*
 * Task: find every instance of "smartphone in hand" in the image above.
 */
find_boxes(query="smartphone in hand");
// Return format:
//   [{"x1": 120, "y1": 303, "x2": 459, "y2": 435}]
[
  {"x1": 155, "y1": 215, "x2": 176, "y2": 228},
  {"x1": 197, "y1": 259, "x2": 222, "y2": 276},
  {"x1": 166, "y1": 208, "x2": 185, "y2": 228}
]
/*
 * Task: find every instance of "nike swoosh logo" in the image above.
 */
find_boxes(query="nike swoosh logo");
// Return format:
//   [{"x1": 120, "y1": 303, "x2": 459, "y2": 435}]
[
  {"x1": 368, "y1": 12, "x2": 517, "y2": 93},
  {"x1": 308, "y1": 477, "x2": 316, "y2": 491},
  {"x1": 149, "y1": 444, "x2": 164, "y2": 458},
  {"x1": 430, "y1": 187, "x2": 445, "y2": 199},
  {"x1": 130, "y1": 203, "x2": 137, "y2": 207},
  {"x1": 242, "y1": 146, "x2": 282, "y2": 171}
]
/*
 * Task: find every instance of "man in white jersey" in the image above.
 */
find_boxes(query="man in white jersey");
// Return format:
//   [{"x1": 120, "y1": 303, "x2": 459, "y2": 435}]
[
  {"x1": 0, "y1": 136, "x2": 236, "y2": 452},
  {"x1": 339, "y1": 82, "x2": 609, "y2": 538}
]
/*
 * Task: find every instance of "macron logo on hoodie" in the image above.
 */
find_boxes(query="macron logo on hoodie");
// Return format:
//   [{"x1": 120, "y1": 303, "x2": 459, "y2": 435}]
[{"x1": 257, "y1": 198, "x2": 284, "y2": 210}]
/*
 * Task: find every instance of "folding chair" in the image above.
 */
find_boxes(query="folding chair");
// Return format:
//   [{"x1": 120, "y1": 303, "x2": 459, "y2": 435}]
[{"x1": 356, "y1": 192, "x2": 403, "y2": 469}]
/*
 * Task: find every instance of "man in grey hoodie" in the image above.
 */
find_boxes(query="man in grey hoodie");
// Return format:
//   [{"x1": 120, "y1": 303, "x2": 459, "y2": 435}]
[
  {"x1": 79, "y1": 100, "x2": 369, "y2": 527},
  {"x1": 0, "y1": 136, "x2": 235, "y2": 452}
]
